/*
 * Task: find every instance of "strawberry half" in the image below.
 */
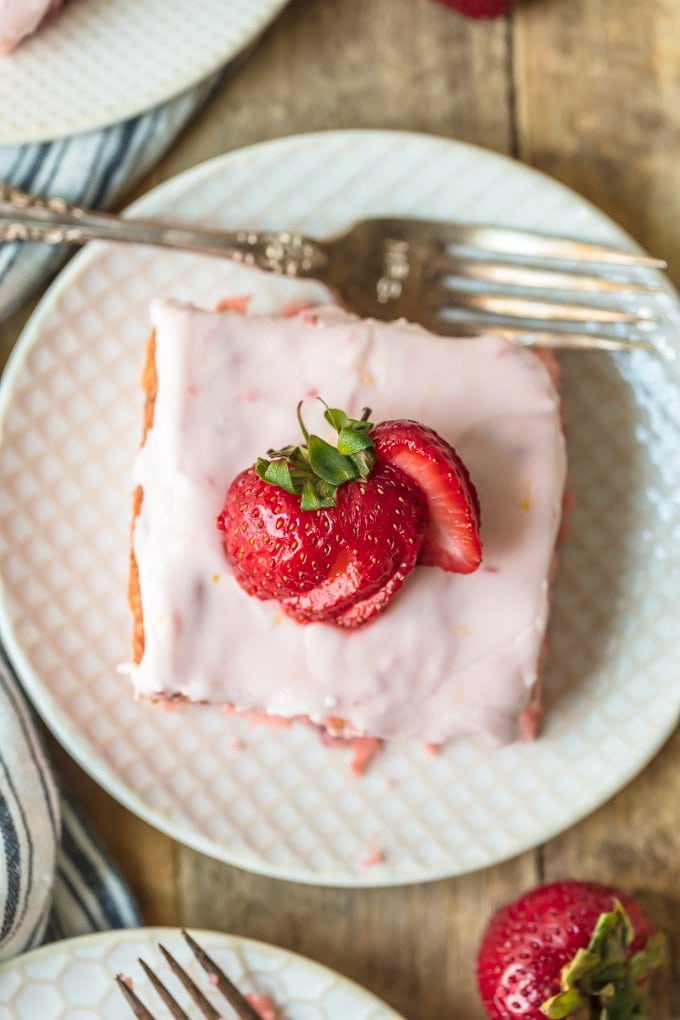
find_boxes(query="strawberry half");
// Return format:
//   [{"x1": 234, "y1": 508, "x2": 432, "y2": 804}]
[
  {"x1": 476, "y1": 881, "x2": 665, "y2": 1020},
  {"x1": 372, "y1": 420, "x2": 482, "y2": 574}
]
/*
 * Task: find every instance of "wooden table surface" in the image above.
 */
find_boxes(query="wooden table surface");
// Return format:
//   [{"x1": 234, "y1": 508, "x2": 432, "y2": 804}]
[{"x1": 3, "y1": 1, "x2": 680, "y2": 1017}]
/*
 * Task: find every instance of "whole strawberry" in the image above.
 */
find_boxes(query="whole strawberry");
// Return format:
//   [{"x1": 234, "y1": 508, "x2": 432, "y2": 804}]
[
  {"x1": 476, "y1": 881, "x2": 665, "y2": 1019},
  {"x1": 218, "y1": 401, "x2": 481, "y2": 628},
  {"x1": 432, "y1": 0, "x2": 513, "y2": 19}
]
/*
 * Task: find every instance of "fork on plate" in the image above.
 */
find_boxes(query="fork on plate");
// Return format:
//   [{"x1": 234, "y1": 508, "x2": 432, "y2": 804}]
[
  {"x1": 115, "y1": 929, "x2": 266, "y2": 1020},
  {"x1": 0, "y1": 182, "x2": 666, "y2": 352}
]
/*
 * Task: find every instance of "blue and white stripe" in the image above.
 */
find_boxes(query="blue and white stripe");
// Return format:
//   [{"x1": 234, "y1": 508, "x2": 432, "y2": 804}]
[
  {"x1": 46, "y1": 797, "x2": 141, "y2": 942},
  {"x1": 0, "y1": 647, "x2": 60, "y2": 961},
  {"x1": 0, "y1": 651, "x2": 141, "y2": 961},
  {"x1": 0, "y1": 70, "x2": 220, "y2": 321}
]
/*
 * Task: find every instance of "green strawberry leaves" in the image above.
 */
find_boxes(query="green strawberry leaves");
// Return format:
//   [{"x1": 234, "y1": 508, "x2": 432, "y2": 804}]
[
  {"x1": 308, "y1": 434, "x2": 360, "y2": 485},
  {"x1": 255, "y1": 400, "x2": 377, "y2": 510},
  {"x1": 541, "y1": 901, "x2": 665, "y2": 1020}
]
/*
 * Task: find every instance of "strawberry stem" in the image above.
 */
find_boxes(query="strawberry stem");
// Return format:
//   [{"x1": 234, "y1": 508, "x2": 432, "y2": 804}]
[
  {"x1": 541, "y1": 901, "x2": 665, "y2": 1020},
  {"x1": 256, "y1": 400, "x2": 377, "y2": 510}
]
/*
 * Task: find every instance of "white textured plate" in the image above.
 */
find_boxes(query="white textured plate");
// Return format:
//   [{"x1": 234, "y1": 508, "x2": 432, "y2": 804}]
[
  {"x1": 0, "y1": 927, "x2": 402, "y2": 1019},
  {"x1": 0, "y1": 131, "x2": 679, "y2": 888},
  {"x1": 0, "y1": 0, "x2": 289, "y2": 144}
]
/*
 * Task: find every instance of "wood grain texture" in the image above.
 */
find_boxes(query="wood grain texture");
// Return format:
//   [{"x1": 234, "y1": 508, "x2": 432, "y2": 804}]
[
  {"x1": 3, "y1": 0, "x2": 678, "y2": 1017},
  {"x1": 139, "y1": 0, "x2": 513, "y2": 189},
  {"x1": 514, "y1": 0, "x2": 680, "y2": 277},
  {"x1": 514, "y1": 0, "x2": 680, "y2": 1010},
  {"x1": 175, "y1": 844, "x2": 536, "y2": 1020}
]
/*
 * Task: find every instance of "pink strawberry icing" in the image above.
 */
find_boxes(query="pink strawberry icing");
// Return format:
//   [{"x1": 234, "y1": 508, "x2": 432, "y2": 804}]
[
  {"x1": 0, "y1": 0, "x2": 63, "y2": 54},
  {"x1": 129, "y1": 300, "x2": 567, "y2": 745}
]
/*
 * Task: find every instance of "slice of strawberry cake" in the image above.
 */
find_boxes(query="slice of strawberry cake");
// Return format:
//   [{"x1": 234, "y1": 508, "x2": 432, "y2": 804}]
[
  {"x1": 0, "y1": 0, "x2": 64, "y2": 54},
  {"x1": 128, "y1": 300, "x2": 566, "y2": 746}
]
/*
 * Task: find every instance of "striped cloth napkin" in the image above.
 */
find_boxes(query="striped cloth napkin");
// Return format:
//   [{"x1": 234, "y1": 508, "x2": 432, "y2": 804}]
[
  {"x1": 0, "y1": 648, "x2": 141, "y2": 960},
  {"x1": 0, "y1": 68, "x2": 228, "y2": 960}
]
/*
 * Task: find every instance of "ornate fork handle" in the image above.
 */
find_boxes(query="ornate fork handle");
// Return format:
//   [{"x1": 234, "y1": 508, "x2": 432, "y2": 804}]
[{"x1": 0, "y1": 183, "x2": 329, "y2": 277}]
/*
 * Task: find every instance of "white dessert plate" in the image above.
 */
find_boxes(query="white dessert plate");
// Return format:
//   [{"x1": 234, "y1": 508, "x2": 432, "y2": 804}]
[
  {"x1": 0, "y1": 131, "x2": 679, "y2": 888},
  {"x1": 0, "y1": 927, "x2": 402, "y2": 1019},
  {"x1": 0, "y1": 0, "x2": 289, "y2": 144}
]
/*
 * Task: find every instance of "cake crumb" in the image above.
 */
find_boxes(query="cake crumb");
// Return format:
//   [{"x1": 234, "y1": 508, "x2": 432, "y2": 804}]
[
  {"x1": 246, "y1": 994, "x2": 282, "y2": 1020},
  {"x1": 520, "y1": 703, "x2": 542, "y2": 741},
  {"x1": 350, "y1": 736, "x2": 382, "y2": 776},
  {"x1": 325, "y1": 716, "x2": 347, "y2": 736},
  {"x1": 117, "y1": 973, "x2": 133, "y2": 990},
  {"x1": 424, "y1": 742, "x2": 441, "y2": 757},
  {"x1": 360, "y1": 843, "x2": 386, "y2": 867},
  {"x1": 153, "y1": 699, "x2": 184, "y2": 714}
]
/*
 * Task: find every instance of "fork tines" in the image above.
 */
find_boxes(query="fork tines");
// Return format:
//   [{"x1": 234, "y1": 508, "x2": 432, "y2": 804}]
[
  {"x1": 429, "y1": 220, "x2": 667, "y2": 269},
  {"x1": 115, "y1": 930, "x2": 264, "y2": 1020},
  {"x1": 428, "y1": 255, "x2": 663, "y2": 294}
]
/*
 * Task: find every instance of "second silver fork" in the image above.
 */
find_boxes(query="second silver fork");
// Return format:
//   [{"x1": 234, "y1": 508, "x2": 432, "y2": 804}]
[{"x1": 116, "y1": 929, "x2": 264, "y2": 1020}]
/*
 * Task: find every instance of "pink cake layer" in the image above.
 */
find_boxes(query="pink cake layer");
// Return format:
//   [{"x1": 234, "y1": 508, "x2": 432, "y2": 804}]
[{"x1": 129, "y1": 300, "x2": 567, "y2": 746}]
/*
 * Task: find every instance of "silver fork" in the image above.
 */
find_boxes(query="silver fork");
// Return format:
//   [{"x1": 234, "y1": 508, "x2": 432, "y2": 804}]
[
  {"x1": 115, "y1": 929, "x2": 265, "y2": 1020},
  {"x1": 0, "y1": 182, "x2": 666, "y2": 352}
]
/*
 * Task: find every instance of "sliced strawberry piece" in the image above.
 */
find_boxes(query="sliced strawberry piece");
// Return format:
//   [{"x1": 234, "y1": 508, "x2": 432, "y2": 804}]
[
  {"x1": 282, "y1": 464, "x2": 428, "y2": 626},
  {"x1": 333, "y1": 545, "x2": 420, "y2": 629},
  {"x1": 281, "y1": 547, "x2": 365, "y2": 622},
  {"x1": 372, "y1": 420, "x2": 482, "y2": 574}
]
